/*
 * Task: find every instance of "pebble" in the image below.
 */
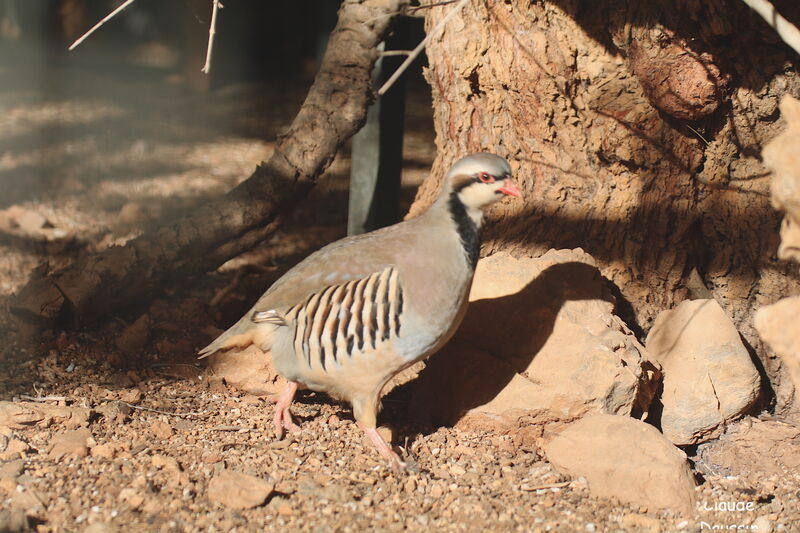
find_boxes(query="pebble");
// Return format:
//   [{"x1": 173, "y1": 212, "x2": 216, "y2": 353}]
[{"x1": 207, "y1": 470, "x2": 274, "y2": 510}]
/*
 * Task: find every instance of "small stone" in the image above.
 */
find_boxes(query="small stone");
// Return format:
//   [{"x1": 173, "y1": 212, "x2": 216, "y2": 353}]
[
  {"x1": 116, "y1": 314, "x2": 150, "y2": 355},
  {"x1": 48, "y1": 429, "x2": 91, "y2": 460},
  {"x1": 0, "y1": 478, "x2": 16, "y2": 494},
  {"x1": 91, "y1": 443, "x2": 117, "y2": 460},
  {"x1": 150, "y1": 420, "x2": 174, "y2": 440},
  {"x1": 621, "y1": 513, "x2": 662, "y2": 533},
  {"x1": 404, "y1": 477, "x2": 417, "y2": 494},
  {"x1": 108, "y1": 372, "x2": 134, "y2": 388},
  {"x1": 450, "y1": 465, "x2": 466, "y2": 476},
  {"x1": 430, "y1": 484, "x2": 444, "y2": 498},
  {"x1": 207, "y1": 470, "x2": 274, "y2": 509},
  {"x1": 277, "y1": 502, "x2": 293, "y2": 516},
  {"x1": 119, "y1": 389, "x2": 143, "y2": 404},
  {"x1": 15, "y1": 209, "x2": 47, "y2": 232},
  {"x1": 0, "y1": 460, "x2": 23, "y2": 480},
  {"x1": 204, "y1": 452, "x2": 222, "y2": 464},
  {"x1": 151, "y1": 454, "x2": 181, "y2": 473},
  {"x1": 118, "y1": 487, "x2": 145, "y2": 510},
  {"x1": 119, "y1": 202, "x2": 145, "y2": 225},
  {"x1": 752, "y1": 516, "x2": 772, "y2": 533},
  {"x1": 0, "y1": 439, "x2": 28, "y2": 461}
]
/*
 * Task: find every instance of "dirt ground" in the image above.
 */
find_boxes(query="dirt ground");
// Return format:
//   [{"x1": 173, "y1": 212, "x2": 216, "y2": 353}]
[{"x1": 1, "y1": 42, "x2": 799, "y2": 533}]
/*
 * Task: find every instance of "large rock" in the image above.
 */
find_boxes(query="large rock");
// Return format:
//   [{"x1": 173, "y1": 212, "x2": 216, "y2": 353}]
[
  {"x1": 410, "y1": 249, "x2": 660, "y2": 429},
  {"x1": 759, "y1": 95, "x2": 800, "y2": 410},
  {"x1": 646, "y1": 299, "x2": 760, "y2": 445},
  {"x1": 762, "y1": 95, "x2": 800, "y2": 264},
  {"x1": 755, "y1": 297, "x2": 800, "y2": 412},
  {"x1": 544, "y1": 414, "x2": 696, "y2": 514}
]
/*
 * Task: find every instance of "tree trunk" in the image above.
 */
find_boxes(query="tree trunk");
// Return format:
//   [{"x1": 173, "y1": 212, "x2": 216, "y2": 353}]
[
  {"x1": 11, "y1": 0, "x2": 408, "y2": 327},
  {"x1": 411, "y1": 0, "x2": 800, "y2": 409}
]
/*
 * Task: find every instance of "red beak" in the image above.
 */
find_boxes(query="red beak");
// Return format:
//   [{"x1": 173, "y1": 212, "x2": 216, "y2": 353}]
[{"x1": 498, "y1": 179, "x2": 522, "y2": 197}]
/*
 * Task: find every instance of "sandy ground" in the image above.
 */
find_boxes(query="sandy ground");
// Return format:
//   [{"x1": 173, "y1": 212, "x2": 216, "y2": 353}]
[{"x1": 0, "y1": 41, "x2": 799, "y2": 533}]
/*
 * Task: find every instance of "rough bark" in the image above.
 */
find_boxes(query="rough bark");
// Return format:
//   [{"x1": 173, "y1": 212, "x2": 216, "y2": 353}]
[
  {"x1": 11, "y1": 0, "x2": 408, "y2": 326},
  {"x1": 411, "y1": 0, "x2": 800, "y2": 408}
]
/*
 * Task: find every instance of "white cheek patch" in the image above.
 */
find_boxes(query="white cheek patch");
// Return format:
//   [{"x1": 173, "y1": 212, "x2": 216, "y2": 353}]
[{"x1": 458, "y1": 183, "x2": 502, "y2": 208}]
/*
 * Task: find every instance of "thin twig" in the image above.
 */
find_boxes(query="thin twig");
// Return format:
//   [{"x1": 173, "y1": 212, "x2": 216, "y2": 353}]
[
  {"x1": 68, "y1": 0, "x2": 137, "y2": 51},
  {"x1": 379, "y1": 50, "x2": 413, "y2": 56},
  {"x1": 19, "y1": 395, "x2": 68, "y2": 402},
  {"x1": 377, "y1": 0, "x2": 470, "y2": 96},
  {"x1": 519, "y1": 480, "x2": 573, "y2": 492},
  {"x1": 405, "y1": 0, "x2": 458, "y2": 14},
  {"x1": 201, "y1": 0, "x2": 223, "y2": 74},
  {"x1": 124, "y1": 402, "x2": 209, "y2": 418},
  {"x1": 684, "y1": 123, "x2": 709, "y2": 146},
  {"x1": 740, "y1": 0, "x2": 800, "y2": 56}
]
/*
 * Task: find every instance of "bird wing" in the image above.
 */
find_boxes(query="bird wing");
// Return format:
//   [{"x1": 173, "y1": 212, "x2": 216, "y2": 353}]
[
  {"x1": 199, "y1": 224, "x2": 411, "y2": 358},
  {"x1": 269, "y1": 265, "x2": 404, "y2": 372}
]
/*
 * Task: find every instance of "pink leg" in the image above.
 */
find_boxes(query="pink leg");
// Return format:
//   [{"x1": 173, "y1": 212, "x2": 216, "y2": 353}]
[
  {"x1": 273, "y1": 381, "x2": 301, "y2": 439},
  {"x1": 359, "y1": 424, "x2": 406, "y2": 472}
]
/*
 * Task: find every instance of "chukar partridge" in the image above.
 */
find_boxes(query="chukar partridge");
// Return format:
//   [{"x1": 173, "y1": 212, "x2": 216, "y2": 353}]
[{"x1": 199, "y1": 153, "x2": 521, "y2": 469}]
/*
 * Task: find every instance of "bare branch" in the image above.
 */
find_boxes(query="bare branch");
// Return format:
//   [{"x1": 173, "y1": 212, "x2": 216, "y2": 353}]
[
  {"x1": 378, "y1": 0, "x2": 470, "y2": 96},
  {"x1": 68, "y1": 0, "x2": 137, "y2": 51},
  {"x1": 741, "y1": 0, "x2": 800, "y2": 56},
  {"x1": 201, "y1": 0, "x2": 223, "y2": 74}
]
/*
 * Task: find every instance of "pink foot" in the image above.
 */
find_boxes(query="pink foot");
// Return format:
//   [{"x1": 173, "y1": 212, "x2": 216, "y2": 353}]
[
  {"x1": 273, "y1": 381, "x2": 301, "y2": 439},
  {"x1": 359, "y1": 424, "x2": 406, "y2": 472}
]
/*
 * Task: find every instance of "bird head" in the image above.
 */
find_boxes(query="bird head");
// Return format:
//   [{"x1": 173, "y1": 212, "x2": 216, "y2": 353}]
[{"x1": 446, "y1": 153, "x2": 522, "y2": 210}]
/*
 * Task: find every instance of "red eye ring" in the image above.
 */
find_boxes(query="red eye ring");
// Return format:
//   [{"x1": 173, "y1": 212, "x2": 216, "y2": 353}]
[{"x1": 478, "y1": 172, "x2": 495, "y2": 183}]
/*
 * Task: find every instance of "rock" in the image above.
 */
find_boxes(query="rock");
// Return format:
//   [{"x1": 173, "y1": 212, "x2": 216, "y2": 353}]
[
  {"x1": 696, "y1": 417, "x2": 800, "y2": 477},
  {"x1": 119, "y1": 201, "x2": 145, "y2": 225},
  {"x1": 410, "y1": 249, "x2": 660, "y2": 429},
  {"x1": 48, "y1": 429, "x2": 92, "y2": 460},
  {"x1": 207, "y1": 344, "x2": 286, "y2": 396},
  {"x1": 0, "y1": 460, "x2": 23, "y2": 481},
  {"x1": 91, "y1": 443, "x2": 117, "y2": 460},
  {"x1": 755, "y1": 297, "x2": 800, "y2": 411},
  {"x1": 149, "y1": 420, "x2": 174, "y2": 440},
  {"x1": 207, "y1": 470, "x2": 274, "y2": 509},
  {"x1": 119, "y1": 388, "x2": 143, "y2": 404},
  {"x1": 0, "y1": 508, "x2": 28, "y2": 533},
  {"x1": 116, "y1": 314, "x2": 150, "y2": 355},
  {"x1": 151, "y1": 454, "x2": 181, "y2": 474},
  {"x1": 0, "y1": 439, "x2": 29, "y2": 461},
  {"x1": 646, "y1": 299, "x2": 761, "y2": 445},
  {"x1": 14, "y1": 209, "x2": 48, "y2": 233},
  {"x1": 0, "y1": 401, "x2": 92, "y2": 430},
  {"x1": 118, "y1": 487, "x2": 145, "y2": 510},
  {"x1": 762, "y1": 95, "x2": 800, "y2": 264},
  {"x1": 544, "y1": 414, "x2": 696, "y2": 514},
  {"x1": 620, "y1": 513, "x2": 662, "y2": 533}
]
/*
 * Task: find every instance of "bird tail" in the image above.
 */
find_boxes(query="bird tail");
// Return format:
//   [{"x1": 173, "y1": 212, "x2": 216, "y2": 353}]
[{"x1": 198, "y1": 315, "x2": 259, "y2": 359}]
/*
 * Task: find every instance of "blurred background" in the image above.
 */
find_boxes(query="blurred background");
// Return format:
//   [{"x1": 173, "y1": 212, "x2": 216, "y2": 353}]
[{"x1": 0, "y1": 0, "x2": 434, "y2": 302}]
